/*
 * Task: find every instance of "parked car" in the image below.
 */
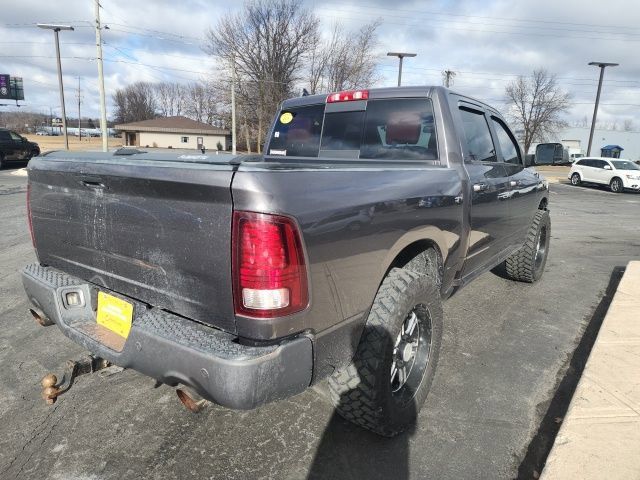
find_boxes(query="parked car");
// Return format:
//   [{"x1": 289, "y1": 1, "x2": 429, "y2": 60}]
[
  {"x1": 569, "y1": 157, "x2": 640, "y2": 193},
  {"x1": 0, "y1": 128, "x2": 40, "y2": 168},
  {"x1": 22, "y1": 86, "x2": 550, "y2": 437}
]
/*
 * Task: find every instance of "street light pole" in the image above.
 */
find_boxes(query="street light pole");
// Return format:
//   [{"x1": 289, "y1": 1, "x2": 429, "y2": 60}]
[
  {"x1": 587, "y1": 61, "x2": 619, "y2": 156},
  {"x1": 387, "y1": 52, "x2": 417, "y2": 87},
  {"x1": 37, "y1": 24, "x2": 74, "y2": 150}
]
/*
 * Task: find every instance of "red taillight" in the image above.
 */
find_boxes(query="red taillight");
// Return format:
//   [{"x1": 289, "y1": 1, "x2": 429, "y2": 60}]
[
  {"x1": 27, "y1": 182, "x2": 36, "y2": 249},
  {"x1": 326, "y1": 89, "x2": 369, "y2": 103},
  {"x1": 232, "y1": 211, "x2": 308, "y2": 318}
]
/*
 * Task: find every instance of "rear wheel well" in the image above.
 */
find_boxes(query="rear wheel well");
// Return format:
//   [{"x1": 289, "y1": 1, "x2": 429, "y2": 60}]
[
  {"x1": 538, "y1": 197, "x2": 548, "y2": 210},
  {"x1": 386, "y1": 241, "x2": 443, "y2": 287}
]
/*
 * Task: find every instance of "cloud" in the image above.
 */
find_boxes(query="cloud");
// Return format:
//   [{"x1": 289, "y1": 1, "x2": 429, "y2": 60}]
[{"x1": 2, "y1": 0, "x2": 638, "y2": 127}]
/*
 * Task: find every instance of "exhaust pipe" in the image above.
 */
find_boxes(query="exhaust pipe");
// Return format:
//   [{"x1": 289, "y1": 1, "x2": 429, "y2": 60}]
[
  {"x1": 176, "y1": 387, "x2": 209, "y2": 413},
  {"x1": 30, "y1": 308, "x2": 54, "y2": 327}
]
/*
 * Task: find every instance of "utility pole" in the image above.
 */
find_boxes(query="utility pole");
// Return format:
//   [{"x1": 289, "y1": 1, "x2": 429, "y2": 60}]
[
  {"x1": 231, "y1": 55, "x2": 237, "y2": 155},
  {"x1": 586, "y1": 62, "x2": 619, "y2": 156},
  {"x1": 37, "y1": 24, "x2": 74, "y2": 150},
  {"x1": 94, "y1": 0, "x2": 108, "y2": 152},
  {"x1": 387, "y1": 52, "x2": 417, "y2": 87},
  {"x1": 442, "y1": 69, "x2": 456, "y2": 88},
  {"x1": 77, "y1": 76, "x2": 82, "y2": 141}
]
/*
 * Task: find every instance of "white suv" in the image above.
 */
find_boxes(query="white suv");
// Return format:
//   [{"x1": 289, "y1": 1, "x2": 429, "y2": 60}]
[{"x1": 569, "y1": 157, "x2": 640, "y2": 193}]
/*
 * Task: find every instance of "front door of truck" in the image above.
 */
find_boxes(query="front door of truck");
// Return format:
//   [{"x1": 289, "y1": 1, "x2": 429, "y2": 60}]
[{"x1": 457, "y1": 105, "x2": 512, "y2": 275}]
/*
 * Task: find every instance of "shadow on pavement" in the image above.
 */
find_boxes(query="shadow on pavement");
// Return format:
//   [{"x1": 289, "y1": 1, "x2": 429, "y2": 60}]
[
  {"x1": 306, "y1": 326, "x2": 417, "y2": 480},
  {"x1": 517, "y1": 266, "x2": 625, "y2": 479}
]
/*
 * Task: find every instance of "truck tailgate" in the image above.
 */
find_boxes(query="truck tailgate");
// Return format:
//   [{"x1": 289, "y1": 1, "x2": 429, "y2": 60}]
[{"x1": 28, "y1": 154, "x2": 237, "y2": 333}]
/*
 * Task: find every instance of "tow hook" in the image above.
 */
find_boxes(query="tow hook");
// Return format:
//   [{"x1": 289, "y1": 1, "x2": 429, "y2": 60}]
[{"x1": 41, "y1": 354, "x2": 111, "y2": 405}]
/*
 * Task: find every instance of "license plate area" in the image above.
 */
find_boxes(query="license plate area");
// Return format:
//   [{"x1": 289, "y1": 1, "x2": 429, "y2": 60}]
[{"x1": 96, "y1": 291, "x2": 134, "y2": 339}]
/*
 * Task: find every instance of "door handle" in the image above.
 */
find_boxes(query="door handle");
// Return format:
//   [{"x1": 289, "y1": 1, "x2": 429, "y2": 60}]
[
  {"x1": 510, "y1": 180, "x2": 519, "y2": 187},
  {"x1": 473, "y1": 183, "x2": 488, "y2": 192},
  {"x1": 81, "y1": 180, "x2": 106, "y2": 189}
]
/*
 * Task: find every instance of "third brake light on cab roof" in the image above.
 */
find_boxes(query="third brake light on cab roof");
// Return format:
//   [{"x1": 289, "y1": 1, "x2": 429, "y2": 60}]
[{"x1": 326, "y1": 90, "x2": 369, "y2": 103}]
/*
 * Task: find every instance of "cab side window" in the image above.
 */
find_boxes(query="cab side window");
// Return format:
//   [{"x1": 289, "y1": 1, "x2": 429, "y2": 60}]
[
  {"x1": 459, "y1": 107, "x2": 496, "y2": 162},
  {"x1": 491, "y1": 117, "x2": 521, "y2": 165}
]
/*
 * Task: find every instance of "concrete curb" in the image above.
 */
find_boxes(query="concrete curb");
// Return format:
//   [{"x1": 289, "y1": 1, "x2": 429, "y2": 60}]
[{"x1": 541, "y1": 261, "x2": 640, "y2": 479}]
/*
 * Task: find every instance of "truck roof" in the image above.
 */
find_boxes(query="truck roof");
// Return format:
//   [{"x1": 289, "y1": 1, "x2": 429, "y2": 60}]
[{"x1": 282, "y1": 85, "x2": 500, "y2": 115}]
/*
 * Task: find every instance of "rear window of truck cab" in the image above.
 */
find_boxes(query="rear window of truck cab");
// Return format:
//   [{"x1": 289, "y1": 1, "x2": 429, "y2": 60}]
[{"x1": 268, "y1": 98, "x2": 438, "y2": 161}]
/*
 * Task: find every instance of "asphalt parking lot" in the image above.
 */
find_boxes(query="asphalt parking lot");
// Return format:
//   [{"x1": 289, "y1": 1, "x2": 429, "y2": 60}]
[{"x1": 0, "y1": 167, "x2": 638, "y2": 480}]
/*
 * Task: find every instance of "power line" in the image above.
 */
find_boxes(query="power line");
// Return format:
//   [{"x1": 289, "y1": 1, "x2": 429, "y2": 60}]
[
  {"x1": 0, "y1": 41, "x2": 91, "y2": 45},
  {"x1": 104, "y1": 27, "x2": 202, "y2": 46},
  {"x1": 319, "y1": 1, "x2": 640, "y2": 33},
  {"x1": 0, "y1": 55, "x2": 93, "y2": 59},
  {"x1": 375, "y1": 65, "x2": 640, "y2": 90},
  {"x1": 319, "y1": 7, "x2": 640, "y2": 42},
  {"x1": 104, "y1": 22, "x2": 203, "y2": 42}
]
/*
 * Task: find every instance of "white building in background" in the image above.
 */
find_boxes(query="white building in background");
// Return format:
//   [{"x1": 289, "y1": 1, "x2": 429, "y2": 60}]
[
  {"x1": 531, "y1": 127, "x2": 640, "y2": 160},
  {"x1": 115, "y1": 116, "x2": 230, "y2": 151}
]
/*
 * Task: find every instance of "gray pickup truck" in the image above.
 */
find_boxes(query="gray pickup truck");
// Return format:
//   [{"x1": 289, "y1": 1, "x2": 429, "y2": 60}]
[{"x1": 22, "y1": 86, "x2": 550, "y2": 436}]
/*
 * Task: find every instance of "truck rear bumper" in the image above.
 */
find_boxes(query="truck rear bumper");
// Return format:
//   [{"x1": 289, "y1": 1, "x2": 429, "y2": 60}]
[{"x1": 21, "y1": 263, "x2": 313, "y2": 410}]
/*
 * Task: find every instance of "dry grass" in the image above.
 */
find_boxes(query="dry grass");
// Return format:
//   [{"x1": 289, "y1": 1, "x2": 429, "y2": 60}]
[{"x1": 24, "y1": 134, "x2": 124, "y2": 153}]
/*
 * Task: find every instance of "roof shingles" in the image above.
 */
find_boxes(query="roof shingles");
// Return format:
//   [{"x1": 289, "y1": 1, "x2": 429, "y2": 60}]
[{"x1": 115, "y1": 116, "x2": 229, "y2": 135}]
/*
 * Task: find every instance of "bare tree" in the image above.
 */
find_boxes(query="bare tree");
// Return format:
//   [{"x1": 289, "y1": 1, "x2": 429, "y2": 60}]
[
  {"x1": 623, "y1": 119, "x2": 635, "y2": 132},
  {"x1": 308, "y1": 21, "x2": 381, "y2": 94},
  {"x1": 112, "y1": 82, "x2": 157, "y2": 124},
  {"x1": 184, "y1": 82, "x2": 217, "y2": 124},
  {"x1": 0, "y1": 111, "x2": 48, "y2": 132},
  {"x1": 442, "y1": 69, "x2": 456, "y2": 88},
  {"x1": 155, "y1": 82, "x2": 185, "y2": 117},
  {"x1": 504, "y1": 69, "x2": 571, "y2": 154},
  {"x1": 204, "y1": 0, "x2": 320, "y2": 152}
]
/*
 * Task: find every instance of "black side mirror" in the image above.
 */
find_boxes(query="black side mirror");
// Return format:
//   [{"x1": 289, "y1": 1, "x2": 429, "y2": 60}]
[{"x1": 524, "y1": 155, "x2": 535, "y2": 167}]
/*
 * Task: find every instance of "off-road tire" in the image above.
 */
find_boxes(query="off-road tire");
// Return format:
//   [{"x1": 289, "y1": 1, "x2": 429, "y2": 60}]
[
  {"x1": 610, "y1": 177, "x2": 623, "y2": 193},
  {"x1": 328, "y1": 267, "x2": 443, "y2": 437},
  {"x1": 570, "y1": 173, "x2": 581, "y2": 186},
  {"x1": 504, "y1": 209, "x2": 550, "y2": 283}
]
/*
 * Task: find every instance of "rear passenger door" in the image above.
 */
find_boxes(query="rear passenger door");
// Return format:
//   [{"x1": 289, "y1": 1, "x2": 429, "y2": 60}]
[
  {"x1": 591, "y1": 159, "x2": 611, "y2": 185},
  {"x1": 489, "y1": 116, "x2": 539, "y2": 248},
  {"x1": 580, "y1": 159, "x2": 596, "y2": 182},
  {"x1": 457, "y1": 105, "x2": 511, "y2": 276}
]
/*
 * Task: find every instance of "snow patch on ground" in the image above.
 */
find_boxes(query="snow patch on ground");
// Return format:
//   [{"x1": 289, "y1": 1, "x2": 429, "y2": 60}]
[{"x1": 10, "y1": 168, "x2": 28, "y2": 177}]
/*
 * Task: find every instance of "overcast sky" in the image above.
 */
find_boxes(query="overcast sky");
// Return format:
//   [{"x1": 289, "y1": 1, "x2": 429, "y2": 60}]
[{"x1": 1, "y1": 0, "x2": 639, "y2": 128}]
